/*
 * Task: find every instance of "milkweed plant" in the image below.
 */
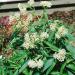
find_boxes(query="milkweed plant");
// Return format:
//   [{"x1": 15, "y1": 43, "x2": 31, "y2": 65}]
[{"x1": 0, "y1": 0, "x2": 75, "y2": 75}]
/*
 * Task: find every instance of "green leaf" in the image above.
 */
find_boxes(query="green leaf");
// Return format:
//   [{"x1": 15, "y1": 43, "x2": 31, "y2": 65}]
[
  {"x1": 60, "y1": 59, "x2": 73, "y2": 75},
  {"x1": 44, "y1": 41, "x2": 59, "y2": 52},
  {"x1": 40, "y1": 50, "x2": 49, "y2": 57},
  {"x1": 43, "y1": 58, "x2": 54, "y2": 72},
  {"x1": 66, "y1": 64, "x2": 75, "y2": 71},
  {"x1": 14, "y1": 60, "x2": 28, "y2": 75},
  {"x1": 51, "y1": 71, "x2": 60, "y2": 75},
  {"x1": 65, "y1": 43, "x2": 75, "y2": 59},
  {"x1": 10, "y1": 50, "x2": 27, "y2": 62},
  {"x1": 67, "y1": 71, "x2": 74, "y2": 75},
  {"x1": 46, "y1": 60, "x2": 56, "y2": 75},
  {"x1": 66, "y1": 34, "x2": 75, "y2": 41},
  {"x1": 34, "y1": 72, "x2": 40, "y2": 75},
  {"x1": 48, "y1": 32, "x2": 55, "y2": 42},
  {"x1": 23, "y1": 69, "x2": 33, "y2": 75}
]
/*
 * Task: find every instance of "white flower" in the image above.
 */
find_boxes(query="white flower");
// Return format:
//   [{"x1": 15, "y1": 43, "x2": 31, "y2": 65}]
[
  {"x1": 23, "y1": 33, "x2": 36, "y2": 49},
  {"x1": 30, "y1": 33, "x2": 39, "y2": 42},
  {"x1": 28, "y1": 0, "x2": 34, "y2": 6},
  {"x1": 24, "y1": 33, "x2": 30, "y2": 41},
  {"x1": 18, "y1": 3, "x2": 27, "y2": 12},
  {"x1": 28, "y1": 60, "x2": 37, "y2": 68},
  {"x1": 53, "y1": 49, "x2": 66, "y2": 62},
  {"x1": 28, "y1": 59, "x2": 43, "y2": 69},
  {"x1": 16, "y1": 21, "x2": 22, "y2": 28},
  {"x1": 55, "y1": 26, "x2": 68, "y2": 39},
  {"x1": 36, "y1": 59, "x2": 43, "y2": 68},
  {"x1": 55, "y1": 33, "x2": 61, "y2": 39},
  {"x1": 58, "y1": 26, "x2": 68, "y2": 36},
  {"x1": 50, "y1": 23, "x2": 57, "y2": 31},
  {"x1": 27, "y1": 13, "x2": 33, "y2": 22},
  {"x1": 0, "y1": 55, "x2": 2, "y2": 59},
  {"x1": 9, "y1": 12, "x2": 20, "y2": 22},
  {"x1": 40, "y1": 1, "x2": 52, "y2": 7},
  {"x1": 22, "y1": 42, "x2": 30, "y2": 49},
  {"x1": 59, "y1": 49, "x2": 66, "y2": 55},
  {"x1": 40, "y1": 32, "x2": 49, "y2": 41}
]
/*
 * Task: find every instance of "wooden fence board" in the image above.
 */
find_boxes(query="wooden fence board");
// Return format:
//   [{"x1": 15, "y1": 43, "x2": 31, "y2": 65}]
[{"x1": 0, "y1": 0, "x2": 75, "y2": 16}]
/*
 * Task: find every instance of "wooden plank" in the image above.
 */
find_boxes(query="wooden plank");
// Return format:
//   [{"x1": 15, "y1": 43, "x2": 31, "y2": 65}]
[
  {"x1": 0, "y1": 0, "x2": 75, "y2": 10},
  {"x1": 0, "y1": 6, "x2": 75, "y2": 16}
]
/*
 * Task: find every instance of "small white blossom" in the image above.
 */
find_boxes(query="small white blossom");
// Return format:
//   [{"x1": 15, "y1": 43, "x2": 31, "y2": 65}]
[
  {"x1": 36, "y1": 59, "x2": 43, "y2": 68},
  {"x1": 50, "y1": 23, "x2": 57, "y2": 31},
  {"x1": 23, "y1": 33, "x2": 37, "y2": 49},
  {"x1": 58, "y1": 26, "x2": 68, "y2": 36},
  {"x1": 53, "y1": 49, "x2": 66, "y2": 62},
  {"x1": 16, "y1": 21, "x2": 22, "y2": 28},
  {"x1": 23, "y1": 33, "x2": 30, "y2": 49},
  {"x1": 40, "y1": 1, "x2": 52, "y2": 7},
  {"x1": 9, "y1": 12, "x2": 20, "y2": 22},
  {"x1": 30, "y1": 33, "x2": 39, "y2": 42},
  {"x1": 40, "y1": 32, "x2": 49, "y2": 41},
  {"x1": 22, "y1": 42, "x2": 30, "y2": 49},
  {"x1": 18, "y1": 3, "x2": 27, "y2": 13},
  {"x1": 28, "y1": 59, "x2": 43, "y2": 69},
  {"x1": 55, "y1": 26, "x2": 68, "y2": 39},
  {"x1": 28, "y1": 60, "x2": 37, "y2": 68},
  {"x1": 28, "y1": 0, "x2": 34, "y2": 6},
  {"x1": 59, "y1": 49, "x2": 66, "y2": 55},
  {"x1": 0, "y1": 55, "x2": 2, "y2": 59},
  {"x1": 55, "y1": 33, "x2": 61, "y2": 39},
  {"x1": 24, "y1": 33, "x2": 30, "y2": 41},
  {"x1": 27, "y1": 13, "x2": 33, "y2": 22}
]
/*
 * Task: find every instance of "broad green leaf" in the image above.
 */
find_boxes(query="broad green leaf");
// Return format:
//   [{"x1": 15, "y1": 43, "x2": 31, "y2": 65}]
[
  {"x1": 14, "y1": 60, "x2": 28, "y2": 75},
  {"x1": 19, "y1": 61, "x2": 29, "y2": 73},
  {"x1": 46, "y1": 60, "x2": 56, "y2": 75},
  {"x1": 65, "y1": 43, "x2": 75, "y2": 59},
  {"x1": 40, "y1": 50, "x2": 49, "y2": 57},
  {"x1": 43, "y1": 58, "x2": 54, "y2": 72},
  {"x1": 51, "y1": 71, "x2": 60, "y2": 75},
  {"x1": 10, "y1": 50, "x2": 28, "y2": 62},
  {"x1": 44, "y1": 41, "x2": 59, "y2": 52},
  {"x1": 23, "y1": 68, "x2": 32, "y2": 75},
  {"x1": 67, "y1": 71, "x2": 74, "y2": 75},
  {"x1": 66, "y1": 64, "x2": 75, "y2": 71},
  {"x1": 34, "y1": 72, "x2": 40, "y2": 75},
  {"x1": 48, "y1": 32, "x2": 55, "y2": 42},
  {"x1": 66, "y1": 34, "x2": 75, "y2": 41},
  {"x1": 60, "y1": 59, "x2": 73, "y2": 75}
]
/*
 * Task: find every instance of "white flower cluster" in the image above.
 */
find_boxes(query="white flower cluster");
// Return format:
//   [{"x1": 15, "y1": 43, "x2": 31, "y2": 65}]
[
  {"x1": 28, "y1": 59, "x2": 43, "y2": 69},
  {"x1": 28, "y1": 0, "x2": 34, "y2": 6},
  {"x1": 18, "y1": 3, "x2": 27, "y2": 13},
  {"x1": 53, "y1": 49, "x2": 66, "y2": 62},
  {"x1": 55, "y1": 26, "x2": 68, "y2": 39},
  {"x1": 9, "y1": 12, "x2": 20, "y2": 24},
  {"x1": 40, "y1": 1, "x2": 52, "y2": 7},
  {"x1": 23, "y1": 32, "x2": 49, "y2": 49},
  {"x1": 40, "y1": 32, "x2": 49, "y2": 41},
  {"x1": 22, "y1": 33, "x2": 39, "y2": 49},
  {"x1": 50, "y1": 23, "x2": 57, "y2": 31}
]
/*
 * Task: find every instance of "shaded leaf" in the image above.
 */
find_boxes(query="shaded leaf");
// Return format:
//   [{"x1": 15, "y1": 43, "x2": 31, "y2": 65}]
[
  {"x1": 43, "y1": 58, "x2": 54, "y2": 72},
  {"x1": 46, "y1": 60, "x2": 56, "y2": 75},
  {"x1": 66, "y1": 64, "x2": 75, "y2": 71},
  {"x1": 67, "y1": 71, "x2": 74, "y2": 75}
]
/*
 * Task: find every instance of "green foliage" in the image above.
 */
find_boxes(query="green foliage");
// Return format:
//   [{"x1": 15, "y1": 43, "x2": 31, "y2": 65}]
[{"x1": 0, "y1": 2, "x2": 75, "y2": 75}]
